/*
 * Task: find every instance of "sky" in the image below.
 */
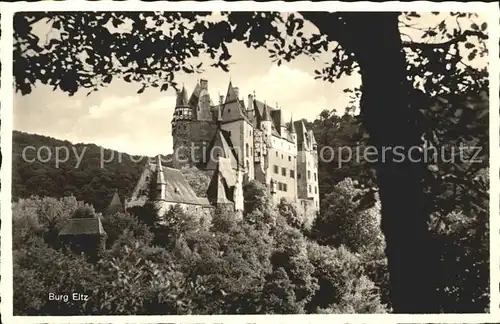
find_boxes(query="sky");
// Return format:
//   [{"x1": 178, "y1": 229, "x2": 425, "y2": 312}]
[{"x1": 13, "y1": 12, "x2": 489, "y2": 156}]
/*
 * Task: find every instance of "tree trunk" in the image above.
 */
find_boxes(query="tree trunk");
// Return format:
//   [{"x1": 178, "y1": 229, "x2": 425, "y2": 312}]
[{"x1": 343, "y1": 13, "x2": 438, "y2": 313}]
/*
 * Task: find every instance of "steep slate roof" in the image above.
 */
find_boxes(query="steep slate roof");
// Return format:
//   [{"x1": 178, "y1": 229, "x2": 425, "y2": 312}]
[
  {"x1": 224, "y1": 81, "x2": 239, "y2": 103},
  {"x1": 289, "y1": 116, "x2": 296, "y2": 133},
  {"x1": 294, "y1": 120, "x2": 310, "y2": 149},
  {"x1": 205, "y1": 128, "x2": 240, "y2": 170},
  {"x1": 220, "y1": 82, "x2": 252, "y2": 123},
  {"x1": 127, "y1": 162, "x2": 211, "y2": 207},
  {"x1": 160, "y1": 166, "x2": 211, "y2": 206},
  {"x1": 176, "y1": 86, "x2": 189, "y2": 107},
  {"x1": 188, "y1": 82, "x2": 202, "y2": 107},
  {"x1": 59, "y1": 217, "x2": 107, "y2": 236},
  {"x1": 207, "y1": 160, "x2": 233, "y2": 205},
  {"x1": 270, "y1": 109, "x2": 285, "y2": 129},
  {"x1": 106, "y1": 190, "x2": 123, "y2": 215}
]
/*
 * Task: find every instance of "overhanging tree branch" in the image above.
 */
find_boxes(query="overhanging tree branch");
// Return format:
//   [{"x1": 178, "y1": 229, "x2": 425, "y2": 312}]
[{"x1": 402, "y1": 30, "x2": 488, "y2": 50}]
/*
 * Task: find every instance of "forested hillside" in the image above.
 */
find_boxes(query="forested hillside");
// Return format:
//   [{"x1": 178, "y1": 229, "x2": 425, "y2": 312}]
[{"x1": 12, "y1": 131, "x2": 149, "y2": 211}]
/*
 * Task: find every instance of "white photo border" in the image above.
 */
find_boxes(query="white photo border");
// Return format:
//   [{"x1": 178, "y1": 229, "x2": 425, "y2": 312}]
[{"x1": 1, "y1": 1, "x2": 499, "y2": 323}]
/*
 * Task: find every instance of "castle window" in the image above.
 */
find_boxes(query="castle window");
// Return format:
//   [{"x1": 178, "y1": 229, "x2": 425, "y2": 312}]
[
  {"x1": 288, "y1": 156, "x2": 291, "y2": 162},
  {"x1": 283, "y1": 183, "x2": 287, "y2": 192},
  {"x1": 308, "y1": 170, "x2": 311, "y2": 180},
  {"x1": 309, "y1": 185, "x2": 311, "y2": 193},
  {"x1": 315, "y1": 186, "x2": 317, "y2": 194},
  {"x1": 281, "y1": 167, "x2": 286, "y2": 176},
  {"x1": 246, "y1": 143, "x2": 249, "y2": 157},
  {"x1": 274, "y1": 165, "x2": 279, "y2": 174},
  {"x1": 228, "y1": 109, "x2": 231, "y2": 113},
  {"x1": 276, "y1": 151, "x2": 278, "y2": 157},
  {"x1": 314, "y1": 172, "x2": 317, "y2": 181},
  {"x1": 290, "y1": 170, "x2": 295, "y2": 178},
  {"x1": 278, "y1": 182, "x2": 282, "y2": 191},
  {"x1": 298, "y1": 173, "x2": 301, "y2": 179}
]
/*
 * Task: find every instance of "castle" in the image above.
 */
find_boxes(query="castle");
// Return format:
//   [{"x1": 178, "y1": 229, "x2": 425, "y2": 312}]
[{"x1": 126, "y1": 79, "x2": 320, "y2": 222}]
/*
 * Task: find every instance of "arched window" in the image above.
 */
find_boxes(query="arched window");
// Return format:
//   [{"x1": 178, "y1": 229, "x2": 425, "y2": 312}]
[{"x1": 246, "y1": 143, "x2": 249, "y2": 157}]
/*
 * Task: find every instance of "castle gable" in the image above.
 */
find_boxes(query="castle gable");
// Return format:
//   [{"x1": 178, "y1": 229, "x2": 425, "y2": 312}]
[
  {"x1": 161, "y1": 166, "x2": 210, "y2": 206},
  {"x1": 207, "y1": 160, "x2": 234, "y2": 205},
  {"x1": 221, "y1": 81, "x2": 252, "y2": 124},
  {"x1": 127, "y1": 162, "x2": 210, "y2": 208},
  {"x1": 205, "y1": 129, "x2": 239, "y2": 170}
]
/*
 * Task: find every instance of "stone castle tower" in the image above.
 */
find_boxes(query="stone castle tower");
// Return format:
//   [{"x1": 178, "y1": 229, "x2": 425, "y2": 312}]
[{"x1": 169, "y1": 79, "x2": 320, "y2": 215}]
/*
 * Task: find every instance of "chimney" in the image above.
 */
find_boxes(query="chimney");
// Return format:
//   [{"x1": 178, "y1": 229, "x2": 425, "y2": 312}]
[
  {"x1": 219, "y1": 94, "x2": 224, "y2": 105},
  {"x1": 200, "y1": 79, "x2": 208, "y2": 90},
  {"x1": 247, "y1": 93, "x2": 254, "y2": 111},
  {"x1": 233, "y1": 87, "x2": 239, "y2": 99}
]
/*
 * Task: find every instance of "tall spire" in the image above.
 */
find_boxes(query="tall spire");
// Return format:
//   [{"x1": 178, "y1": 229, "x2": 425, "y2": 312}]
[
  {"x1": 289, "y1": 114, "x2": 296, "y2": 133},
  {"x1": 156, "y1": 155, "x2": 166, "y2": 185}
]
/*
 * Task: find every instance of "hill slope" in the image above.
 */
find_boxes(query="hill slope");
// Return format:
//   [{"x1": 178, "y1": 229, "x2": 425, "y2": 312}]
[{"x1": 12, "y1": 131, "x2": 154, "y2": 212}]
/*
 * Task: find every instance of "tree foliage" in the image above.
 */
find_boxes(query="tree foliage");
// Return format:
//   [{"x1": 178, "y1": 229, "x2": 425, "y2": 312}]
[
  {"x1": 312, "y1": 178, "x2": 383, "y2": 253},
  {"x1": 13, "y1": 193, "x2": 388, "y2": 315}
]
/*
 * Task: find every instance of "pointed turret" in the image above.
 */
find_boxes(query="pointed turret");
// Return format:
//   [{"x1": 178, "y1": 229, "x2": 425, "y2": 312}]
[
  {"x1": 155, "y1": 155, "x2": 167, "y2": 200},
  {"x1": 225, "y1": 81, "x2": 239, "y2": 103},
  {"x1": 172, "y1": 84, "x2": 192, "y2": 126},
  {"x1": 175, "y1": 86, "x2": 189, "y2": 107},
  {"x1": 289, "y1": 115, "x2": 296, "y2": 133},
  {"x1": 105, "y1": 189, "x2": 124, "y2": 215}
]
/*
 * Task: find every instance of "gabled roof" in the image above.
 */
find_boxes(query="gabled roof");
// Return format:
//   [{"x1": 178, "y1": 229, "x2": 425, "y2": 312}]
[
  {"x1": 127, "y1": 163, "x2": 211, "y2": 207},
  {"x1": 188, "y1": 82, "x2": 202, "y2": 107},
  {"x1": 205, "y1": 128, "x2": 240, "y2": 170},
  {"x1": 225, "y1": 81, "x2": 239, "y2": 103},
  {"x1": 221, "y1": 82, "x2": 252, "y2": 123},
  {"x1": 59, "y1": 217, "x2": 107, "y2": 236},
  {"x1": 261, "y1": 102, "x2": 272, "y2": 122},
  {"x1": 106, "y1": 190, "x2": 123, "y2": 215},
  {"x1": 160, "y1": 166, "x2": 211, "y2": 206},
  {"x1": 207, "y1": 160, "x2": 233, "y2": 205},
  {"x1": 294, "y1": 120, "x2": 307, "y2": 139},
  {"x1": 270, "y1": 108, "x2": 286, "y2": 128}
]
